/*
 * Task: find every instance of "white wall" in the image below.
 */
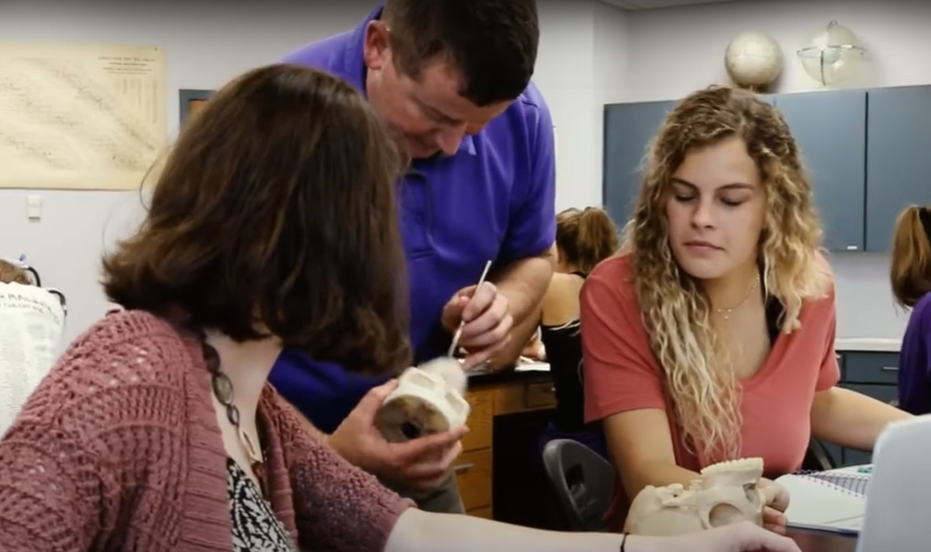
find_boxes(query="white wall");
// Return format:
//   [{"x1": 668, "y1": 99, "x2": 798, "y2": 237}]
[
  {"x1": 621, "y1": 0, "x2": 931, "y2": 339},
  {"x1": 4, "y1": 0, "x2": 922, "y2": 344},
  {"x1": 592, "y1": 2, "x2": 631, "y2": 197},
  {"x1": 0, "y1": 0, "x2": 624, "y2": 343}
]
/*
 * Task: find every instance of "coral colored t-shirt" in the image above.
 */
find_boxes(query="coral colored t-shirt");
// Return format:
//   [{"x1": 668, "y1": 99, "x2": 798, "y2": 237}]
[{"x1": 580, "y1": 253, "x2": 840, "y2": 531}]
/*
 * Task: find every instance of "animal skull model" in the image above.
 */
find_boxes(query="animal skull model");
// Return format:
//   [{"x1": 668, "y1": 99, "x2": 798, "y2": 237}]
[
  {"x1": 374, "y1": 357, "x2": 471, "y2": 443},
  {"x1": 624, "y1": 458, "x2": 768, "y2": 536}
]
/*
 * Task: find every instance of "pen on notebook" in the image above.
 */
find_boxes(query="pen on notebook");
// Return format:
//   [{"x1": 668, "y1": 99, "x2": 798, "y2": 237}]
[{"x1": 447, "y1": 259, "x2": 493, "y2": 357}]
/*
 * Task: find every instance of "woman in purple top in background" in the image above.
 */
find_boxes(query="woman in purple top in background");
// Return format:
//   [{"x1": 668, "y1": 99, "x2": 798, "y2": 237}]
[{"x1": 890, "y1": 204, "x2": 931, "y2": 414}]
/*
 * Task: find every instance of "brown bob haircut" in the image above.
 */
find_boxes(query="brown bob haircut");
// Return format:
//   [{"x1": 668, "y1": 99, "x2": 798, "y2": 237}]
[
  {"x1": 890, "y1": 204, "x2": 931, "y2": 309},
  {"x1": 382, "y1": 0, "x2": 539, "y2": 106},
  {"x1": 101, "y1": 64, "x2": 410, "y2": 376}
]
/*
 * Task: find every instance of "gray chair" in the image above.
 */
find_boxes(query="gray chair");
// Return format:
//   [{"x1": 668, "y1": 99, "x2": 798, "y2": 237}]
[
  {"x1": 11, "y1": 261, "x2": 66, "y2": 316},
  {"x1": 802, "y1": 438, "x2": 838, "y2": 471},
  {"x1": 541, "y1": 439, "x2": 615, "y2": 531}
]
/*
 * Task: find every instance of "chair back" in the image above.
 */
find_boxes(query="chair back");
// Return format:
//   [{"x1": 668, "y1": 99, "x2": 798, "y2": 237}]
[
  {"x1": 802, "y1": 438, "x2": 838, "y2": 471},
  {"x1": 541, "y1": 438, "x2": 615, "y2": 531}
]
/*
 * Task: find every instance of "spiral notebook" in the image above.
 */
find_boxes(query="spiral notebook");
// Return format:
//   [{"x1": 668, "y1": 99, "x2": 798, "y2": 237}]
[{"x1": 774, "y1": 465, "x2": 871, "y2": 535}]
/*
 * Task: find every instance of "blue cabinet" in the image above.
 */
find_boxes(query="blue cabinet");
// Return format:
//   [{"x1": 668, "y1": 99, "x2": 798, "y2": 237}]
[
  {"x1": 601, "y1": 86, "x2": 931, "y2": 249},
  {"x1": 602, "y1": 100, "x2": 676, "y2": 226},
  {"x1": 772, "y1": 91, "x2": 867, "y2": 252},
  {"x1": 865, "y1": 86, "x2": 931, "y2": 251}
]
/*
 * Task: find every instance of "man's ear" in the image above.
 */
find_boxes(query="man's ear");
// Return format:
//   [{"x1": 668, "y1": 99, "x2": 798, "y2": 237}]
[{"x1": 363, "y1": 21, "x2": 391, "y2": 71}]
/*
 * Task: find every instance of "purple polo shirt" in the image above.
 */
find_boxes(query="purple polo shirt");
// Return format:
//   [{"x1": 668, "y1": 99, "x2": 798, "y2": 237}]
[
  {"x1": 898, "y1": 292, "x2": 931, "y2": 415},
  {"x1": 269, "y1": 5, "x2": 556, "y2": 432}
]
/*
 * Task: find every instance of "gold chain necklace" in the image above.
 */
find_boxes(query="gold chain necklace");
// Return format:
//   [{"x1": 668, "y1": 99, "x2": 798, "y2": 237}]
[{"x1": 715, "y1": 274, "x2": 760, "y2": 320}]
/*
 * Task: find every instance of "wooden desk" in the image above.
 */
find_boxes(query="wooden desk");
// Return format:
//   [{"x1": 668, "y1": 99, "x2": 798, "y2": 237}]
[{"x1": 454, "y1": 370, "x2": 555, "y2": 519}]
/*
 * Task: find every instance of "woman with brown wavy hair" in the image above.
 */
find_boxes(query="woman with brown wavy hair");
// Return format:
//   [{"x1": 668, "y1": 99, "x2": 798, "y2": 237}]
[
  {"x1": 581, "y1": 85, "x2": 909, "y2": 534},
  {"x1": 889, "y1": 205, "x2": 931, "y2": 414},
  {"x1": 0, "y1": 67, "x2": 799, "y2": 552}
]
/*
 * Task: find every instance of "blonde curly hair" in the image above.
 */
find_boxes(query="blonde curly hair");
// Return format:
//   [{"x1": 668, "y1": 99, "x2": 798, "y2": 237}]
[{"x1": 621, "y1": 86, "x2": 831, "y2": 460}]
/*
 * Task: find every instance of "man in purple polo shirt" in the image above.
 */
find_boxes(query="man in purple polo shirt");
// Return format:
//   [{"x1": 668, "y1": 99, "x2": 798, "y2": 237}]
[{"x1": 270, "y1": 0, "x2": 555, "y2": 513}]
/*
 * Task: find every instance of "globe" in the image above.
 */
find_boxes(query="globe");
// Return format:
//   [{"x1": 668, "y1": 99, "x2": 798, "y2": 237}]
[{"x1": 724, "y1": 32, "x2": 784, "y2": 90}]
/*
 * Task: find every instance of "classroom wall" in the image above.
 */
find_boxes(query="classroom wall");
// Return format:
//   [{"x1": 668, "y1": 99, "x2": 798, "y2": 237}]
[
  {"x1": 621, "y1": 0, "x2": 931, "y2": 340},
  {"x1": 2, "y1": 0, "x2": 926, "y2": 344},
  {"x1": 0, "y1": 0, "x2": 625, "y2": 343}
]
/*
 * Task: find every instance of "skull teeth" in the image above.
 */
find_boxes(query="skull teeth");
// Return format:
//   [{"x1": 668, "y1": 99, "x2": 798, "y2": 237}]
[{"x1": 700, "y1": 457, "x2": 764, "y2": 476}]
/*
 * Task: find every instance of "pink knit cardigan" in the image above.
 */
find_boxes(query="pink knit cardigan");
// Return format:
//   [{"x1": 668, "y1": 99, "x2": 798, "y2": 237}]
[{"x1": 0, "y1": 309, "x2": 413, "y2": 551}]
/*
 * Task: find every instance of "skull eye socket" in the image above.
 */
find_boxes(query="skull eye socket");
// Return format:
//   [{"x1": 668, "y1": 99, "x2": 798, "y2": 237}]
[{"x1": 708, "y1": 503, "x2": 744, "y2": 527}]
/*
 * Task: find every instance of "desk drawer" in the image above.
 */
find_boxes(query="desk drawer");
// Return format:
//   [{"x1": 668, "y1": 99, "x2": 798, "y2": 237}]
[
  {"x1": 454, "y1": 448, "x2": 492, "y2": 510},
  {"x1": 463, "y1": 389, "x2": 494, "y2": 452},
  {"x1": 494, "y1": 381, "x2": 556, "y2": 415},
  {"x1": 843, "y1": 352, "x2": 899, "y2": 384}
]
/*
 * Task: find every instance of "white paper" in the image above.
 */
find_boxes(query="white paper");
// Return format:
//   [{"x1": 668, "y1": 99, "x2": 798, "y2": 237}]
[
  {"x1": 776, "y1": 466, "x2": 870, "y2": 534},
  {"x1": 515, "y1": 359, "x2": 551, "y2": 372},
  {"x1": 0, "y1": 282, "x2": 65, "y2": 435}
]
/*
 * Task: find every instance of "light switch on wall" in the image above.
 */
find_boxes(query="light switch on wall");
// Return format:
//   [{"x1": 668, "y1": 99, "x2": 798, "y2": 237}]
[{"x1": 26, "y1": 195, "x2": 42, "y2": 220}]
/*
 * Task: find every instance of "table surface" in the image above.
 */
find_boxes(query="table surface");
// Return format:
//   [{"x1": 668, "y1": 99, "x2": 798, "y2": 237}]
[{"x1": 788, "y1": 528, "x2": 857, "y2": 552}]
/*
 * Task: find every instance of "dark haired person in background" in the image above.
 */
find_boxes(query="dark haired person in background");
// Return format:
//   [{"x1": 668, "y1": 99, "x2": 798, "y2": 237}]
[
  {"x1": 272, "y1": 0, "x2": 556, "y2": 512},
  {"x1": 499, "y1": 207, "x2": 620, "y2": 459},
  {"x1": 889, "y1": 205, "x2": 931, "y2": 414},
  {"x1": 537, "y1": 207, "x2": 619, "y2": 459}
]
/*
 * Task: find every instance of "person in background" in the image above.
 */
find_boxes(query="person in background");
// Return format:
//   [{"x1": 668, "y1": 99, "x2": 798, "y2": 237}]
[
  {"x1": 0, "y1": 63, "x2": 800, "y2": 552},
  {"x1": 272, "y1": 0, "x2": 556, "y2": 512},
  {"x1": 502, "y1": 207, "x2": 619, "y2": 459},
  {"x1": 889, "y1": 204, "x2": 931, "y2": 414},
  {"x1": 581, "y1": 85, "x2": 911, "y2": 534},
  {"x1": 0, "y1": 259, "x2": 30, "y2": 285}
]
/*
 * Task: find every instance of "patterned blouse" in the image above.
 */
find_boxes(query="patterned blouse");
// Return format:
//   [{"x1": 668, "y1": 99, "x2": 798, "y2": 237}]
[{"x1": 227, "y1": 458, "x2": 296, "y2": 551}]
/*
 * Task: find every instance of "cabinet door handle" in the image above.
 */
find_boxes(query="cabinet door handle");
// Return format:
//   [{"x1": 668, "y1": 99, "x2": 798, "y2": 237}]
[
  {"x1": 881, "y1": 366, "x2": 898, "y2": 372},
  {"x1": 453, "y1": 463, "x2": 475, "y2": 473}
]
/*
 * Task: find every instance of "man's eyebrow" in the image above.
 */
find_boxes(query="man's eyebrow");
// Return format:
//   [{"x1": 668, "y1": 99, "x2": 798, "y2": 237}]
[{"x1": 414, "y1": 97, "x2": 460, "y2": 124}]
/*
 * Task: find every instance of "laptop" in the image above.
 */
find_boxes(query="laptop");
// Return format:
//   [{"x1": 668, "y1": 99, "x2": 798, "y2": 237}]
[{"x1": 856, "y1": 414, "x2": 931, "y2": 551}]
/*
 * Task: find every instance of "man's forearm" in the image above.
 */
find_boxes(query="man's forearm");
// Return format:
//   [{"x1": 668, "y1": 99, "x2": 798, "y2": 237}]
[
  {"x1": 484, "y1": 253, "x2": 552, "y2": 370},
  {"x1": 488, "y1": 302, "x2": 542, "y2": 371},
  {"x1": 492, "y1": 253, "x2": 553, "y2": 325}
]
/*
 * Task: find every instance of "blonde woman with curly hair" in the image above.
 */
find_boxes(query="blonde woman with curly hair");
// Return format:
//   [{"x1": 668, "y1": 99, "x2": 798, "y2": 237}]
[{"x1": 580, "y1": 86, "x2": 910, "y2": 534}]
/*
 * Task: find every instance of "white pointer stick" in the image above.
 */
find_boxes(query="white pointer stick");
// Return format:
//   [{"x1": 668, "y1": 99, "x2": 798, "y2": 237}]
[{"x1": 447, "y1": 260, "x2": 493, "y2": 357}]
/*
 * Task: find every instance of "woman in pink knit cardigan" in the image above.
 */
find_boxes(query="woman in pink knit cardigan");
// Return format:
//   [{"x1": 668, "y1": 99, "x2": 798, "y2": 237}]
[{"x1": 0, "y1": 64, "x2": 799, "y2": 552}]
